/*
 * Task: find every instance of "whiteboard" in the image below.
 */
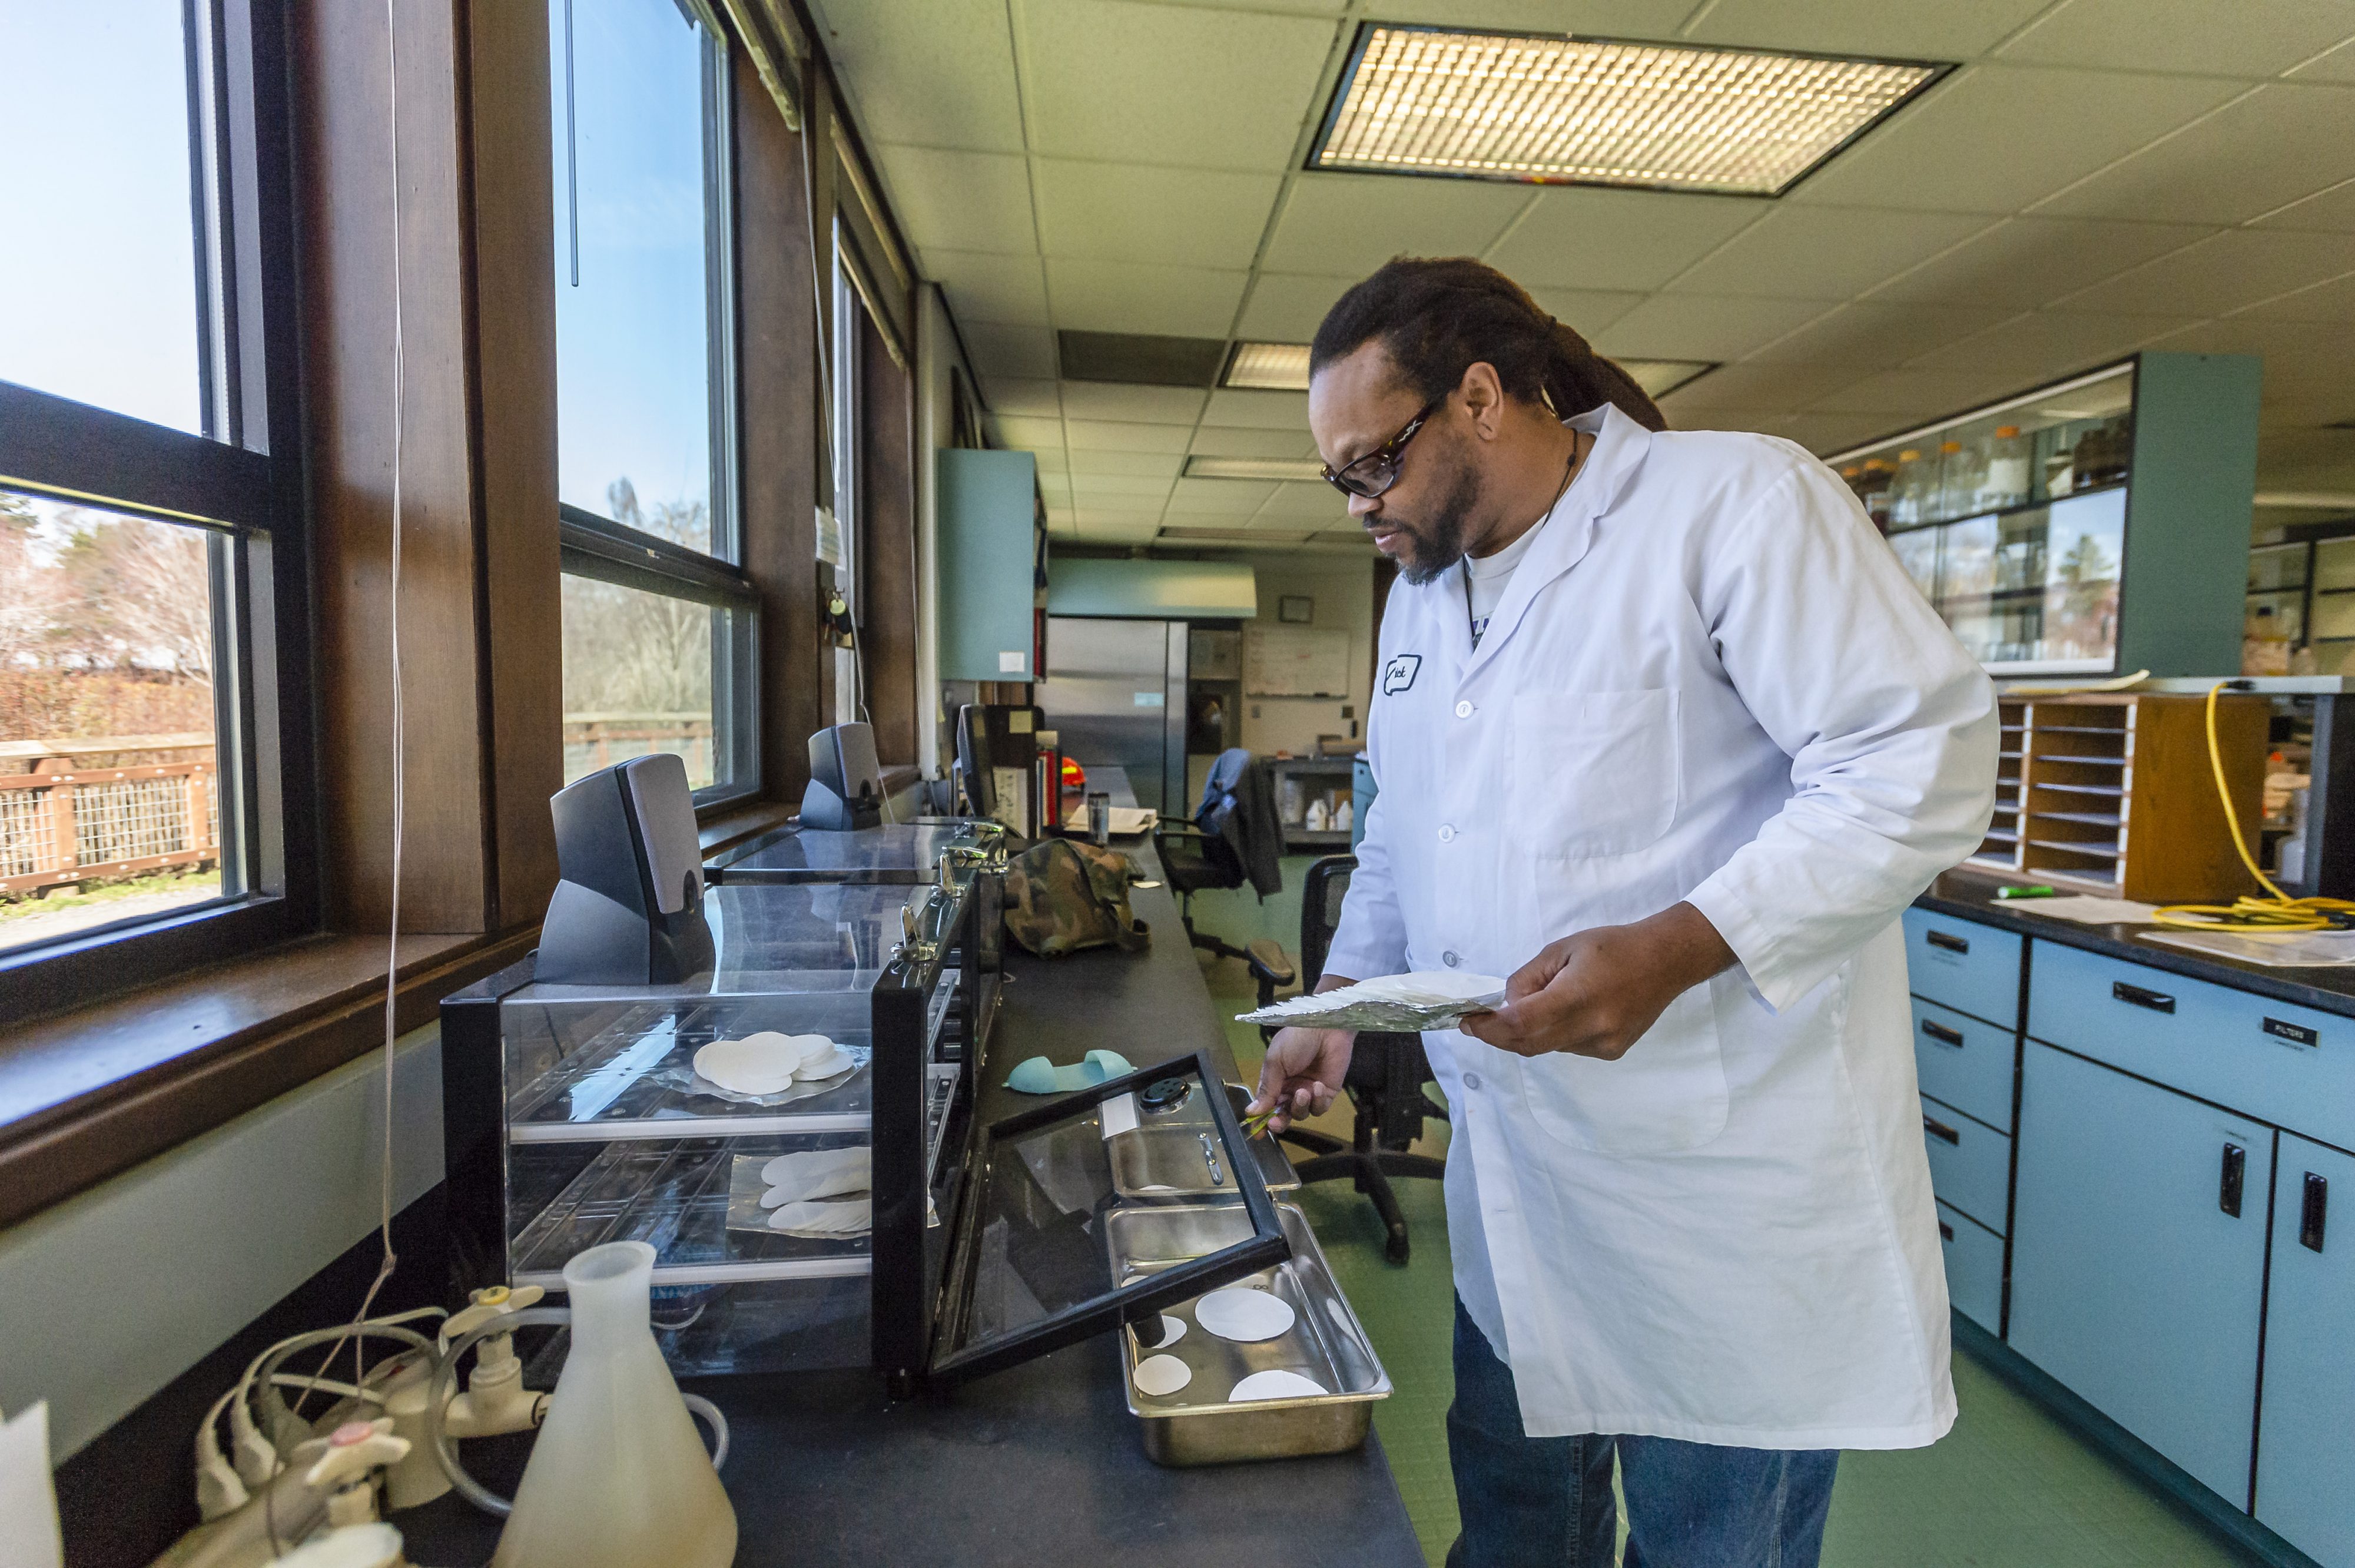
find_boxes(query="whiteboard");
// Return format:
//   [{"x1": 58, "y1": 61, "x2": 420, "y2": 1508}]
[{"x1": 1245, "y1": 627, "x2": 1352, "y2": 697}]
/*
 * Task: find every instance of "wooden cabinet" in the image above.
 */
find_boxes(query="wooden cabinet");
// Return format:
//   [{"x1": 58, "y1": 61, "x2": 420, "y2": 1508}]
[
  {"x1": 936, "y1": 449, "x2": 1040, "y2": 682},
  {"x1": 2255, "y1": 1135, "x2": 2355, "y2": 1566},
  {"x1": 2009, "y1": 1041, "x2": 2271, "y2": 1507}
]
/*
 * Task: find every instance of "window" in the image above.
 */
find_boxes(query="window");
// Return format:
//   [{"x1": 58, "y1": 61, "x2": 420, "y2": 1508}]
[
  {"x1": 830, "y1": 244, "x2": 865, "y2": 728},
  {"x1": 551, "y1": 0, "x2": 758, "y2": 804},
  {"x1": 0, "y1": 0, "x2": 308, "y2": 1012}
]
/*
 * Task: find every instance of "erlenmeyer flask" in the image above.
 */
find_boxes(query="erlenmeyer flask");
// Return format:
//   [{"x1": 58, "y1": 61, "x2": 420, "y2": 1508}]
[{"x1": 492, "y1": 1242, "x2": 737, "y2": 1568}]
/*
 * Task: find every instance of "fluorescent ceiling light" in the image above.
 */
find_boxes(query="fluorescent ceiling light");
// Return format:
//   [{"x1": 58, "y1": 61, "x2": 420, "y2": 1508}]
[
  {"x1": 1223, "y1": 342, "x2": 1312, "y2": 392},
  {"x1": 1312, "y1": 25, "x2": 1943, "y2": 195},
  {"x1": 1185, "y1": 456, "x2": 1325, "y2": 482},
  {"x1": 1617, "y1": 359, "x2": 1716, "y2": 397}
]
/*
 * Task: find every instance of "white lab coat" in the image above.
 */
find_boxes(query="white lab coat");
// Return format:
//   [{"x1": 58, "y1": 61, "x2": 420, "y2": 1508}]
[{"x1": 1325, "y1": 404, "x2": 1998, "y2": 1447}]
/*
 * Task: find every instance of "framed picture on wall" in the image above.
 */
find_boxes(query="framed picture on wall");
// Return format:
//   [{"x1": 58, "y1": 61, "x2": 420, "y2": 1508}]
[{"x1": 1278, "y1": 595, "x2": 1314, "y2": 624}]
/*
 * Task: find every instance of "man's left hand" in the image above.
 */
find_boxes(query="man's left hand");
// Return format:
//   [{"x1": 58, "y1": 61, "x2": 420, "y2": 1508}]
[{"x1": 1458, "y1": 901, "x2": 1736, "y2": 1061}]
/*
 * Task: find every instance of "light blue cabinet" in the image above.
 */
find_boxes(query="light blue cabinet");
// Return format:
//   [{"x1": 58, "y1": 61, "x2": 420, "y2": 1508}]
[
  {"x1": 2009, "y1": 1042, "x2": 2271, "y2": 1507},
  {"x1": 1902, "y1": 907, "x2": 2023, "y2": 1028},
  {"x1": 1912, "y1": 997, "x2": 2015, "y2": 1132},
  {"x1": 1921, "y1": 1093, "x2": 2012, "y2": 1235},
  {"x1": 937, "y1": 448, "x2": 1039, "y2": 682},
  {"x1": 1938, "y1": 1201, "x2": 2005, "y2": 1332},
  {"x1": 2256, "y1": 1135, "x2": 2355, "y2": 1566}
]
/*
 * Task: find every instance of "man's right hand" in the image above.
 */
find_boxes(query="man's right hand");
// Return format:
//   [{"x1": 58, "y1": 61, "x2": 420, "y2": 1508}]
[{"x1": 1250, "y1": 971, "x2": 1360, "y2": 1133}]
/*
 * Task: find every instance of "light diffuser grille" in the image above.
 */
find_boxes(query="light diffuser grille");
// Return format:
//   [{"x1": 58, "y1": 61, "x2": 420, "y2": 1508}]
[
  {"x1": 1223, "y1": 342, "x2": 1314, "y2": 391},
  {"x1": 1314, "y1": 26, "x2": 1941, "y2": 195}
]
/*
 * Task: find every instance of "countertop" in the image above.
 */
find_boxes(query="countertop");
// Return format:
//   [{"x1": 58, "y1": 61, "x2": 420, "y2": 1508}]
[
  {"x1": 1921, "y1": 867, "x2": 2355, "y2": 1017},
  {"x1": 397, "y1": 772, "x2": 1425, "y2": 1568}
]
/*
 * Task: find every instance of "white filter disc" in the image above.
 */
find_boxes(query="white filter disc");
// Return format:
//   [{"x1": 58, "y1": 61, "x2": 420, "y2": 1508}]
[
  {"x1": 792, "y1": 1043, "x2": 858, "y2": 1081},
  {"x1": 694, "y1": 1036, "x2": 802, "y2": 1095},
  {"x1": 1132, "y1": 1354, "x2": 1193, "y2": 1397},
  {"x1": 759, "y1": 1147, "x2": 871, "y2": 1205},
  {"x1": 1136, "y1": 1314, "x2": 1186, "y2": 1351},
  {"x1": 1229, "y1": 1369, "x2": 1328, "y2": 1403},
  {"x1": 1195, "y1": 1287, "x2": 1296, "y2": 1343},
  {"x1": 767, "y1": 1197, "x2": 873, "y2": 1237},
  {"x1": 782, "y1": 1033, "x2": 840, "y2": 1071}
]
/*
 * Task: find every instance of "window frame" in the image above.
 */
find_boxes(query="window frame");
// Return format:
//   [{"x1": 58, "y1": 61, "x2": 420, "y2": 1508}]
[
  {"x1": 0, "y1": 0, "x2": 316, "y2": 1026},
  {"x1": 552, "y1": 0, "x2": 759, "y2": 812}
]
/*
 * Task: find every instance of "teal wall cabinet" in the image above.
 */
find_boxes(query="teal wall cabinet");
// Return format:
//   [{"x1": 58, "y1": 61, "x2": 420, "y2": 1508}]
[
  {"x1": 2255, "y1": 1134, "x2": 2355, "y2": 1565},
  {"x1": 2009, "y1": 1041, "x2": 2271, "y2": 1507},
  {"x1": 937, "y1": 448, "x2": 1040, "y2": 682}
]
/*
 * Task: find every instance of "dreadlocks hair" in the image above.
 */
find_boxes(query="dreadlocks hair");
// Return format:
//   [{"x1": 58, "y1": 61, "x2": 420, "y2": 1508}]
[{"x1": 1309, "y1": 257, "x2": 1668, "y2": 433}]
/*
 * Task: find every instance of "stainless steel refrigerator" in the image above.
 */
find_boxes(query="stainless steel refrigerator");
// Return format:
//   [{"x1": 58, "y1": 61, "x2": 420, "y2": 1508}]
[{"x1": 1034, "y1": 616, "x2": 1188, "y2": 816}]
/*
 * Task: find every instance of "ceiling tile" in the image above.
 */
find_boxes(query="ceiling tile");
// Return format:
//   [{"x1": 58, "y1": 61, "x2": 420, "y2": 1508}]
[
  {"x1": 878, "y1": 147, "x2": 1037, "y2": 256},
  {"x1": 989, "y1": 413, "x2": 1066, "y2": 451},
  {"x1": 1203, "y1": 389, "x2": 1312, "y2": 430},
  {"x1": 1017, "y1": 0, "x2": 1339, "y2": 173},
  {"x1": 2290, "y1": 35, "x2": 2355, "y2": 81},
  {"x1": 1658, "y1": 362, "x2": 1869, "y2": 413},
  {"x1": 1997, "y1": 0, "x2": 2355, "y2": 79},
  {"x1": 1594, "y1": 295, "x2": 1835, "y2": 361},
  {"x1": 1740, "y1": 300, "x2": 2018, "y2": 367},
  {"x1": 2233, "y1": 271, "x2": 2355, "y2": 323},
  {"x1": 1238, "y1": 274, "x2": 1354, "y2": 341},
  {"x1": 1190, "y1": 426, "x2": 1319, "y2": 459},
  {"x1": 2253, "y1": 176, "x2": 2355, "y2": 232},
  {"x1": 981, "y1": 377, "x2": 1061, "y2": 417},
  {"x1": 1057, "y1": 383, "x2": 1209, "y2": 423},
  {"x1": 1685, "y1": 0, "x2": 2054, "y2": 59},
  {"x1": 1666, "y1": 206, "x2": 1993, "y2": 300},
  {"x1": 809, "y1": 0, "x2": 1025, "y2": 153},
  {"x1": 1485, "y1": 188, "x2": 1766, "y2": 293},
  {"x1": 1261, "y1": 174, "x2": 1536, "y2": 277},
  {"x1": 1863, "y1": 216, "x2": 2219, "y2": 307},
  {"x1": 1770, "y1": 412, "x2": 1913, "y2": 454},
  {"x1": 2054, "y1": 230, "x2": 2355, "y2": 316},
  {"x1": 2035, "y1": 84, "x2": 2355, "y2": 226},
  {"x1": 1064, "y1": 418, "x2": 1194, "y2": 453},
  {"x1": 1257, "y1": 480, "x2": 1351, "y2": 521},
  {"x1": 1044, "y1": 259, "x2": 1249, "y2": 336},
  {"x1": 1373, "y1": 0, "x2": 1696, "y2": 33},
  {"x1": 1529, "y1": 288, "x2": 1649, "y2": 339},
  {"x1": 1070, "y1": 472, "x2": 1176, "y2": 500},
  {"x1": 1902, "y1": 310, "x2": 2186, "y2": 378},
  {"x1": 1786, "y1": 65, "x2": 2247, "y2": 215},
  {"x1": 1133, "y1": 0, "x2": 1344, "y2": 13},
  {"x1": 961, "y1": 323, "x2": 1059, "y2": 380},
  {"x1": 1032, "y1": 161, "x2": 1281, "y2": 270},
  {"x1": 929, "y1": 250, "x2": 1050, "y2": 326},
  {"x1": 1066, "y1": 448, "x2": 1186, "y2": 478},
  {"x1": 1167, "y1": 477, "x2": 1278, "y2": 513},
  {"x1": 1659, "y1": 405, "x2": 1785, "y2": 435},
  {"x1": 1031, "y1": 448, "x2": 1070, "y2": 477},
  {"x1": 1805, "y1": 367, "x2": 2035, "y2": 419}
]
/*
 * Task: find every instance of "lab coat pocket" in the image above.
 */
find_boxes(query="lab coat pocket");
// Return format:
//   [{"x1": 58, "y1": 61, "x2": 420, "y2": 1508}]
[
  {"x1": 1518, "y1": 983, "x2": 1729, "y2": 1154},
  {"x1": 1508, "y1": 689, "x2": 1679, "y2": 857}
]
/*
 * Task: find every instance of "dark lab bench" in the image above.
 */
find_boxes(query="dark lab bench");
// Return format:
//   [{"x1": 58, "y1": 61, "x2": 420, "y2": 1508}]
[{"x1": 402, "y1": 781, "x2": 1426, "y2": 1568}]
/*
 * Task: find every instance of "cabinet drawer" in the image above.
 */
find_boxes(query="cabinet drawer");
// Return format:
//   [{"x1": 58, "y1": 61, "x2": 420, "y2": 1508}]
[
  {"x1": 1937, "y1": 1201, "x2": 2004, "y2": 1333},
  {"x1": 1903, "y1": 908, "x2": 2022, "y2": 1029},
  {"x1": 1912, "y1": 997, "x2": 2015, "y2": 1132},
  {"x1": 2255, "y1": 1136, "x2": 2355, "y2": 1566},
  {"x1": 2027, "y1": 940, "x2": 2355, "y2": 1152},
  {"x1": 1922, "y1": 1093, "x2": 2011, "y2": 1235}
]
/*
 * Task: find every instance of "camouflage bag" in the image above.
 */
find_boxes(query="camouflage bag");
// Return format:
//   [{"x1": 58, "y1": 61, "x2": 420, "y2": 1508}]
[{"x1": 1002, "y1": 838, "x2": 1150, "y2": 957}]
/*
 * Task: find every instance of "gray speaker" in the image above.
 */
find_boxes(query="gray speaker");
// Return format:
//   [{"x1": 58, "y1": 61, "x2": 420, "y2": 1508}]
[
  {"x1": 801, "y1": 721, "x2": 884, "y2": 831},
  {"x1": 537, "y1": 753, "x2": 713, "y2": 984}
]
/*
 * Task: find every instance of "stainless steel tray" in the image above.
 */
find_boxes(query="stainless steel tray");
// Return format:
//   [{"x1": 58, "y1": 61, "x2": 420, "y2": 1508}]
[
  {"x1": 1106, "y1": 1201, "x2": 1389, "y2": 1466},
  {"x1": 1106, "y1": 1082, "x2": 1298, "y2": 1202}
]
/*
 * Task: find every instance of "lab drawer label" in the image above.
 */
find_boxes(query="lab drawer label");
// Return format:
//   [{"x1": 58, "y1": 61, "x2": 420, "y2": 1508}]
[
  {"x1": 2264, "y1": 1017, "x2": 2318, "y2": 1048},
  {"x1": 1902, "y1": 908, "x2": 2024, "y2": 1030}
]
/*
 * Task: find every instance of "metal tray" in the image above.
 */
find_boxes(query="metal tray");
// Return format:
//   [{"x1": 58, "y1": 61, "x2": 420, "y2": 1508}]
[
  {"x1": 1105, "y1": 1201, "x2": 1389, "y2": 1466},
  {"x1": 1106, "y1": 1082, "x2": 1299, "y2": 1202}
]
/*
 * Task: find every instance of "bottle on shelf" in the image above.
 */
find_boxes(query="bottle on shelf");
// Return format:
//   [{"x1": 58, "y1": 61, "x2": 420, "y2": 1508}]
[
  {"x1": 1889, "y1": 449, "x2": 1928, "y2": 526},
  {"x1": 1935, "y1": 440, "x2": 1983, "y2": 522},
  {"x1": 1858, "y1": 459, "x2": 1895, "y2": 532},
  {"x1": 1983, "y1": 425, "x2": 2031, "y2": 510}
]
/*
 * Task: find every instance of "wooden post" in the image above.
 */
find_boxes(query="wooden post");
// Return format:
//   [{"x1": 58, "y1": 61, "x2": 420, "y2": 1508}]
[
  {"x1": 186, "y1": 762, "x2": 213, "y2": 859},
  {"x1": 35, "y1": 757, "x2": 77, "y2": 887}
]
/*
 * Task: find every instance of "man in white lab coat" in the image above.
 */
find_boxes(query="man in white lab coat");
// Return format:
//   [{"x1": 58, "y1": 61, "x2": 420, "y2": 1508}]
[{"x1": 1250, "y1": 258, "x2": 1998, "y2": 1567}]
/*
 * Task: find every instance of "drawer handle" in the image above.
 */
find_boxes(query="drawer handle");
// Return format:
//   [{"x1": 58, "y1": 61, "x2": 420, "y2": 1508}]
[
  {"x1": 2220, "y1": 1143, "x2": 2245, "y2": 1218},
  {"x1": 1921, "y1": 1019, "x2": 1965, "y2": 1048},
  {"x1": 2302, "y1": 1173, "x2": 2329, "y2": 1253},
  {"x1": 1925, "y1": 930, "x2": 1970, "y2": 954},
  {"x1": 2112, "y1": 980, "x2": 2175, "y2": 1014},
  {"x1": 1924, "y1": 1114, "x2": 1961, "y2": 1146},
  {"x1": 1938, "y1": 1219, "x2": 1955, "y2": 1242}
]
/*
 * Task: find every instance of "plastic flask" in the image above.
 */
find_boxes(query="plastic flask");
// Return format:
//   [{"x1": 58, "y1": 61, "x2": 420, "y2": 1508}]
[
  {"x1": 492, "y1": 1242, "x2": 737, "y2": 1568},
  {"x1": 1890, "y1": 450, "x2": 1925, "y2": 526},
  {"x1": 1984, "y1": 425, "x2": 2031, "y2": 509}
]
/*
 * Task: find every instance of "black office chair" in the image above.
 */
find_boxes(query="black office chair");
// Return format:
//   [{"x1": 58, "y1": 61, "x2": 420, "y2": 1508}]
[
  {"x1": 1256, "y1": 854, "x2": 1447, "y2": 1264},
  {"x1": 1155, "y1": 751, "x2": 1293, "y2": 999}
]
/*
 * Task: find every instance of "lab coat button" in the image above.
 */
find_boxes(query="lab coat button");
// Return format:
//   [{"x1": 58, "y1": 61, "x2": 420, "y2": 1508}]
[
  {"x1": 1454, "y1": 700, "x2": 1473, "y2": 718},
  {"x1": 1463, "y1": 1072, "x2": 1483, "y2": 1091},
  {"x1": 1442, "y1": 950, "x2": 1460, "y2": 967},
  {"x1": 1438, "y1": 824, "x2": 1456, "y2": 843}
]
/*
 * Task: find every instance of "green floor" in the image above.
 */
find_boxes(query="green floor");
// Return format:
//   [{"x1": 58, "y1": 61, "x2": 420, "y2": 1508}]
[{"x1": 1193, "y1": 900, "x2": 2267, "y2": 1568}]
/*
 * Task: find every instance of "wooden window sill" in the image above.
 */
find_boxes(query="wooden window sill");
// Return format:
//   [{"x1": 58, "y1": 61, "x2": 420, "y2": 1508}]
[{"x1": 0, "y1": 928, "x2": 535, "y2": 1229}]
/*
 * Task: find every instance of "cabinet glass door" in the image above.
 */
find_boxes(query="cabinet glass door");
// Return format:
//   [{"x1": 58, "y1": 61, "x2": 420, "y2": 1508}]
[
  {"x1": 2009, "y1": 1043, "x2": 2270, "y2": 1505},
  {"x1": 2255, "y1": 1135, "x2": 2355, "y2": 1565}
]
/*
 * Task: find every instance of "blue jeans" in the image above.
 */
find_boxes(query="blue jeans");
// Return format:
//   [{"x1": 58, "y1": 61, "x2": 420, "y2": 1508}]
[{"x1": 1445, "y1": 1298, "x2": 1838, "y2": 1568}]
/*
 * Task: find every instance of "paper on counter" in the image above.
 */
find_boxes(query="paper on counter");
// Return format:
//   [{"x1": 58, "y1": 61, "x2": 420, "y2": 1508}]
[
  {"x1": 1238, "y1": 969, "x2": 1505, "y2": 1032},
  {"x1": 0, "y1": 1403, "x2": 64, "y2": 1568},
  {"x1": 1063, "y1": 805, "x2": 1157, "y2": 836},
  {"x1": 1992, "y1": 894, "x2": 2161, "y2": 924},
  {"x1": 2139, "y1": 929, "x2": 2355, "y2": 967}
]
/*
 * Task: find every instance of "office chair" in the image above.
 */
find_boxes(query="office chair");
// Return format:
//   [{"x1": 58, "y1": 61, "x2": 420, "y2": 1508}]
[
  {"x1": 1153, "y1": 751, "x2": 1293, "y2": 999},
  {"x1": 1256, "y1": 854, "x2": 1447, "y2": 1264}
]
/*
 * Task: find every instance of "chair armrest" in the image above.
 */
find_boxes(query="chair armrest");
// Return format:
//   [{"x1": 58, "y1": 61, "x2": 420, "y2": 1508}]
[{"x1": 1246, "y1": 938, "x2": 1295, "y2": 1006}]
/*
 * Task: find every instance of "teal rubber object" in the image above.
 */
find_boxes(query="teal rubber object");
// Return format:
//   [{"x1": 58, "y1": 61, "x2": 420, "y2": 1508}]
[{"x1": 1005, "y1": 1049, "x2": 1135, "y2": 1094}]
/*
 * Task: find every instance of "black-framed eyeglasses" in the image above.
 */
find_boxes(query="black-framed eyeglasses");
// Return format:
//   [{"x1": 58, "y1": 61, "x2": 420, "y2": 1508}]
[{"x1": 1321, "y1": 402, "x2": 1437, "y2": 499}]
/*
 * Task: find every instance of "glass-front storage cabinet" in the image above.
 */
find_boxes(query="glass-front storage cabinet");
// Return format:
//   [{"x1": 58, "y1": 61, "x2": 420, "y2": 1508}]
[{"x1": 1829, "y1": 353, "x2": 2261, "y2": 679}]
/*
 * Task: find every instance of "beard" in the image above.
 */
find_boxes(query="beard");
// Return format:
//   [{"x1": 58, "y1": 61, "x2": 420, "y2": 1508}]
[{"x1": 1381, "y1": 446, "x2": 1485, "y2": 585}]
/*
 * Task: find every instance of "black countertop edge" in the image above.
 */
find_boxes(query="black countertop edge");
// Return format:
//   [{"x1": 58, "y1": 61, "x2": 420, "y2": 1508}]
[{"x1": 1919, "y1": 868, "x2": 2355, "y2": 1019}]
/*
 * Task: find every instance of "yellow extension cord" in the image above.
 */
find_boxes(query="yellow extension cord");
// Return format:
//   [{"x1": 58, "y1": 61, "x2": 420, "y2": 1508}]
[{"x1": 2150, "y1": 682, "x2": 2355, "y2": 932}]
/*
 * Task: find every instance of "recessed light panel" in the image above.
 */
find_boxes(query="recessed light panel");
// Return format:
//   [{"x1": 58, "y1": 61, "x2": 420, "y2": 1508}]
[
  {"x1": 1312, "y1": 26, "x2": 1942, "y2": 195},
  {"x1": 1223, "y1": 342, "x2": 1313, "y2": 392},
  {"x1": 1185, "y1": 456, "x2": 1326, "y2": 482},
  {"x1": 1617, "y1": 359, "x2": 1717, "y2": 397}
]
